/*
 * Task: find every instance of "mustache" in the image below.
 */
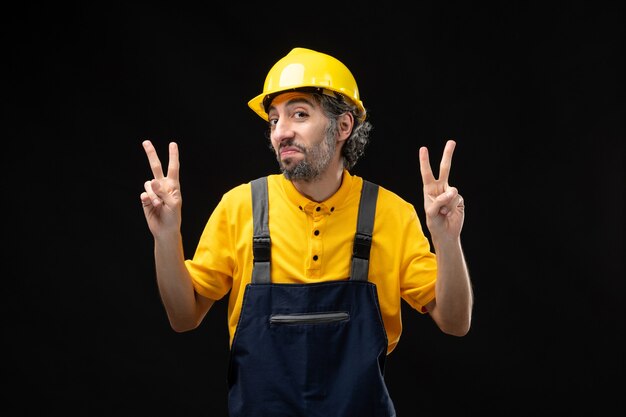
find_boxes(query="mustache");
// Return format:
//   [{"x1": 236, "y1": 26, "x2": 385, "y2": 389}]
[{"x1": 279, "y1": 140, "x2": 307, "y2": 153}]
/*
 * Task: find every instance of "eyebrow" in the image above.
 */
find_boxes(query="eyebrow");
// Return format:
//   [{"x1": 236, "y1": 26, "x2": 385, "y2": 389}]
[{"x1": 268, "y1": 96, "x2": 316, "y2": 115}]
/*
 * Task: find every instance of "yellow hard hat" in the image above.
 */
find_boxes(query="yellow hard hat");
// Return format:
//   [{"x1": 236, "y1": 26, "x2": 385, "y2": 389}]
[{"x1": 248, "y1": 47, "x2": 366, "y2": 121}]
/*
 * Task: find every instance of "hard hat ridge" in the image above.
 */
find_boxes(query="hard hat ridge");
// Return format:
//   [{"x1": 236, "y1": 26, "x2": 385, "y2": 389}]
[{"x1": 248, "y1": 47, "x2": 366, "y2": 121}]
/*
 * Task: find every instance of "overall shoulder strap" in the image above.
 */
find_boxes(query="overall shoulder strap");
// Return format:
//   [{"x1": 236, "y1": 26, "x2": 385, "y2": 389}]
[
  {"x1": 350, "y1": 180, "x2": 379, "y2": 281},
  {"x1": 251, "y1": 177, "x2": 379, "y2": 283},
  {"x1": 251, "y1": 177, "x2": 271, "y2": 284}
]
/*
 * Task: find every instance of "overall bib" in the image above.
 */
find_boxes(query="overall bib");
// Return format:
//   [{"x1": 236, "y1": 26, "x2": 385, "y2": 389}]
[{"x1": 227, "y1": 177, "x2": 396, "y2": 417}]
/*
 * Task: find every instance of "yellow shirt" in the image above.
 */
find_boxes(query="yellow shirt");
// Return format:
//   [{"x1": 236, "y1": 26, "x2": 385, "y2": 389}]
[{"x1": 186, "y1": 170, "x2": 437, "y2": 354}]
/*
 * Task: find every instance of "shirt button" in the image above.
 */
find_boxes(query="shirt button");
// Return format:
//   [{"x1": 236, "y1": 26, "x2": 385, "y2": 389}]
[
  {"x1": 314, "y1": 230, "x2": 320, "y2": 236},
  {"x1": 313, "y1": 255, "x2": 319, "y2": 261}
]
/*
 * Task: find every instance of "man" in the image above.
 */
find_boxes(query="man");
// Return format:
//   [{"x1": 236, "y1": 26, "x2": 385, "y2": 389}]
[{"x1": 141, "y1": 47, "x2": 473, "y2": 417}]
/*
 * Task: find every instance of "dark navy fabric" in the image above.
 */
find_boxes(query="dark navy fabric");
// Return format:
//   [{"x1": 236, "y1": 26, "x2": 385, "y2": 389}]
[
  {"x1": 226, "y1": 177, "x2": 396, "y2": 417},
  {"x1": 227, "y1": 281, "x2": 396, "y2": 417}
]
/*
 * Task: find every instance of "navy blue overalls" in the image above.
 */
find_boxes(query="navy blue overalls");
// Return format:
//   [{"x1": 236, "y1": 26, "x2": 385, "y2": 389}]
[{"x1": 227, "y1": 177, "x2": 396, "y2": 417}]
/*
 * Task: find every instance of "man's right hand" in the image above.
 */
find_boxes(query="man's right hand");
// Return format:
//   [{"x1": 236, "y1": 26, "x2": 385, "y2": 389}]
[{"x1": 140, "y1": 140, "x2": 183, "y2": 237}]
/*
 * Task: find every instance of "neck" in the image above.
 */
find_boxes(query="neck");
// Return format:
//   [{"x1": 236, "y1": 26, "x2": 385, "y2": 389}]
[{"x1": 291, "y1": 160, "x2": 345, "y2": 202}]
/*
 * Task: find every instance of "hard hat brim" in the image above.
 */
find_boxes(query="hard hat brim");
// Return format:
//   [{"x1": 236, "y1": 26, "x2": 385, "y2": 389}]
[{"x1": 248, "y1": 87, "x2": 366, "y2": 122}]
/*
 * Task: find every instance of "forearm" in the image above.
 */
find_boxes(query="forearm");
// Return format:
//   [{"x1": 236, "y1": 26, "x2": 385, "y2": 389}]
[
  {"x1": 430, "y1": 237, "x2": 473, "y2": 336},
  {"x1": 154, "y1": 231, "x2": 206, "y2": 332}
]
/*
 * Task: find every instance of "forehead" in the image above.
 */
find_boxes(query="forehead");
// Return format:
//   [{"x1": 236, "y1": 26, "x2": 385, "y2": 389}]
[{"x1": 268, "y1": 91, "x2": 318, "y2": 111}]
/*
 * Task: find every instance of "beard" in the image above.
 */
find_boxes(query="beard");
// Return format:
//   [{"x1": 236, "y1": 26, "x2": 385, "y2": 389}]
[{"x1": 274, "y1": 130, "x2": 336, "y2": 182}]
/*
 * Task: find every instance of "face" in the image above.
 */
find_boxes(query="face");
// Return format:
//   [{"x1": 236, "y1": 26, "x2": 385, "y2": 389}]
[{"x1": 267, "y1": 92, "x2": 337, "y2": 182}]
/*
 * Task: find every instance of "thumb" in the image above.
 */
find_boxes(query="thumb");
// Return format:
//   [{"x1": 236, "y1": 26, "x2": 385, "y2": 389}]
[
  {"x1": 151, "y1": 178, "x2": 162, "y2": 194},
  {"x1": 429, "y1": 188, "x2": 458, "y2": 216},
  {"x1": 149, "y1": 179, "x2": 166, "y2": 207},
  {"x1": 436, "y1": 188, "x2": 458, "y2": 204}
]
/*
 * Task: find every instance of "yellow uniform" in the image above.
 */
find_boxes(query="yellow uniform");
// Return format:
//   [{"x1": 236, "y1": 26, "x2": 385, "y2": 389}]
[{"x1": 186, "y1": 170, "x2": 437, "y2": 354}]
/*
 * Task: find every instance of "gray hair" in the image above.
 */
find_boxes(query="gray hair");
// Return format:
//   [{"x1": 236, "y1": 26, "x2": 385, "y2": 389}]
[{"x1": 318, "y1": 93, "x2": 372, "y2": 170}]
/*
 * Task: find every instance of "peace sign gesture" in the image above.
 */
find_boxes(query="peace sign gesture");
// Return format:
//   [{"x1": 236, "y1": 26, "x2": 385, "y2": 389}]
[
  {"x1": 419, "y1": 140, "x2": 465, "y2": 243},
  {"x1": 140, "y1": 140, "x2": 183, "y2": 237}
]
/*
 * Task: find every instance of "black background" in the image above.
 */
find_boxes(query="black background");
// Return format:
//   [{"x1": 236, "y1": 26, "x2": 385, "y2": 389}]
[{"x1": 5, "y1": 1, "x2": 623, "y2": 416}]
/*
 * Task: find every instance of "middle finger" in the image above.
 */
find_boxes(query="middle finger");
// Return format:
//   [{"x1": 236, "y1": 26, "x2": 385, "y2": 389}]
[
  {"x1": 143, "y1": 140, "x2": 165, "y2": 179},
  {"x1": 438, "y1": 140, "x2": 456, "y2": 183}
]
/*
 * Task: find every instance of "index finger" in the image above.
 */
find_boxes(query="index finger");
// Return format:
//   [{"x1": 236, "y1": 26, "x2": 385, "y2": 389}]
[
  {"x1": 419, "y1": 146, "x2": 435, "y2": 184},
  {"x1": 437, "y1": 139, "x2": 456, "y2": 183},
  {"x1": 142, "y1": 140, "x2": 165, "y2": 179},
  {"x1": 166, "y1": 142, "x2": 180, "y2": 181}
]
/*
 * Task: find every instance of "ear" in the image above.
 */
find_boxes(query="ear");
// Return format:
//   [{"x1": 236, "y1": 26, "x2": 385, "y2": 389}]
[{"x1": 336, "y1": 112, "x2": 354, "y2": 143}]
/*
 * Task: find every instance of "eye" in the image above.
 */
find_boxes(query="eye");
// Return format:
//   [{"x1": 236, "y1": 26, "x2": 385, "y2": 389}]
[
  {"x1": 293, "y1": 110, "x2": 308, "y2": 119},
  {"x1": 268, "y1": 117, "x2": 278, "y2": 127}
]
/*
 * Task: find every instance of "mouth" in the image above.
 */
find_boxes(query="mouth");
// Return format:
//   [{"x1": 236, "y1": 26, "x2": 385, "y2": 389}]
[
  {"x1": 279, "y1": 145, "x2": 303, "y2": 158},
  {"x1": 280, "y1": 150, "x2": 299, "y2": 157}
]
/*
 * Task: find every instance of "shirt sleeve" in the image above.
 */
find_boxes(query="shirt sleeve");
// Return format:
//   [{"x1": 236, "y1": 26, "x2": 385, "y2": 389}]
[
  {"x1": 184, "y1": 193, "x2": 237, "y2": 301},
  {"x1": 398, "y1": 205, "x2": 438, "y2": 313}
]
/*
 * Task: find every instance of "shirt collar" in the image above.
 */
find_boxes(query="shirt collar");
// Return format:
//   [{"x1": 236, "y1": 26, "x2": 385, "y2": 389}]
[{"x1": 281, "y1": 170, "x2": 355, "y2": 214}]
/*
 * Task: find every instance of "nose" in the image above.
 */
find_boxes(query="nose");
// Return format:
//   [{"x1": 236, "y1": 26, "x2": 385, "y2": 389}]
[{"x1": 271, "y1": 118, "x2": 295, "y2": 145}]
